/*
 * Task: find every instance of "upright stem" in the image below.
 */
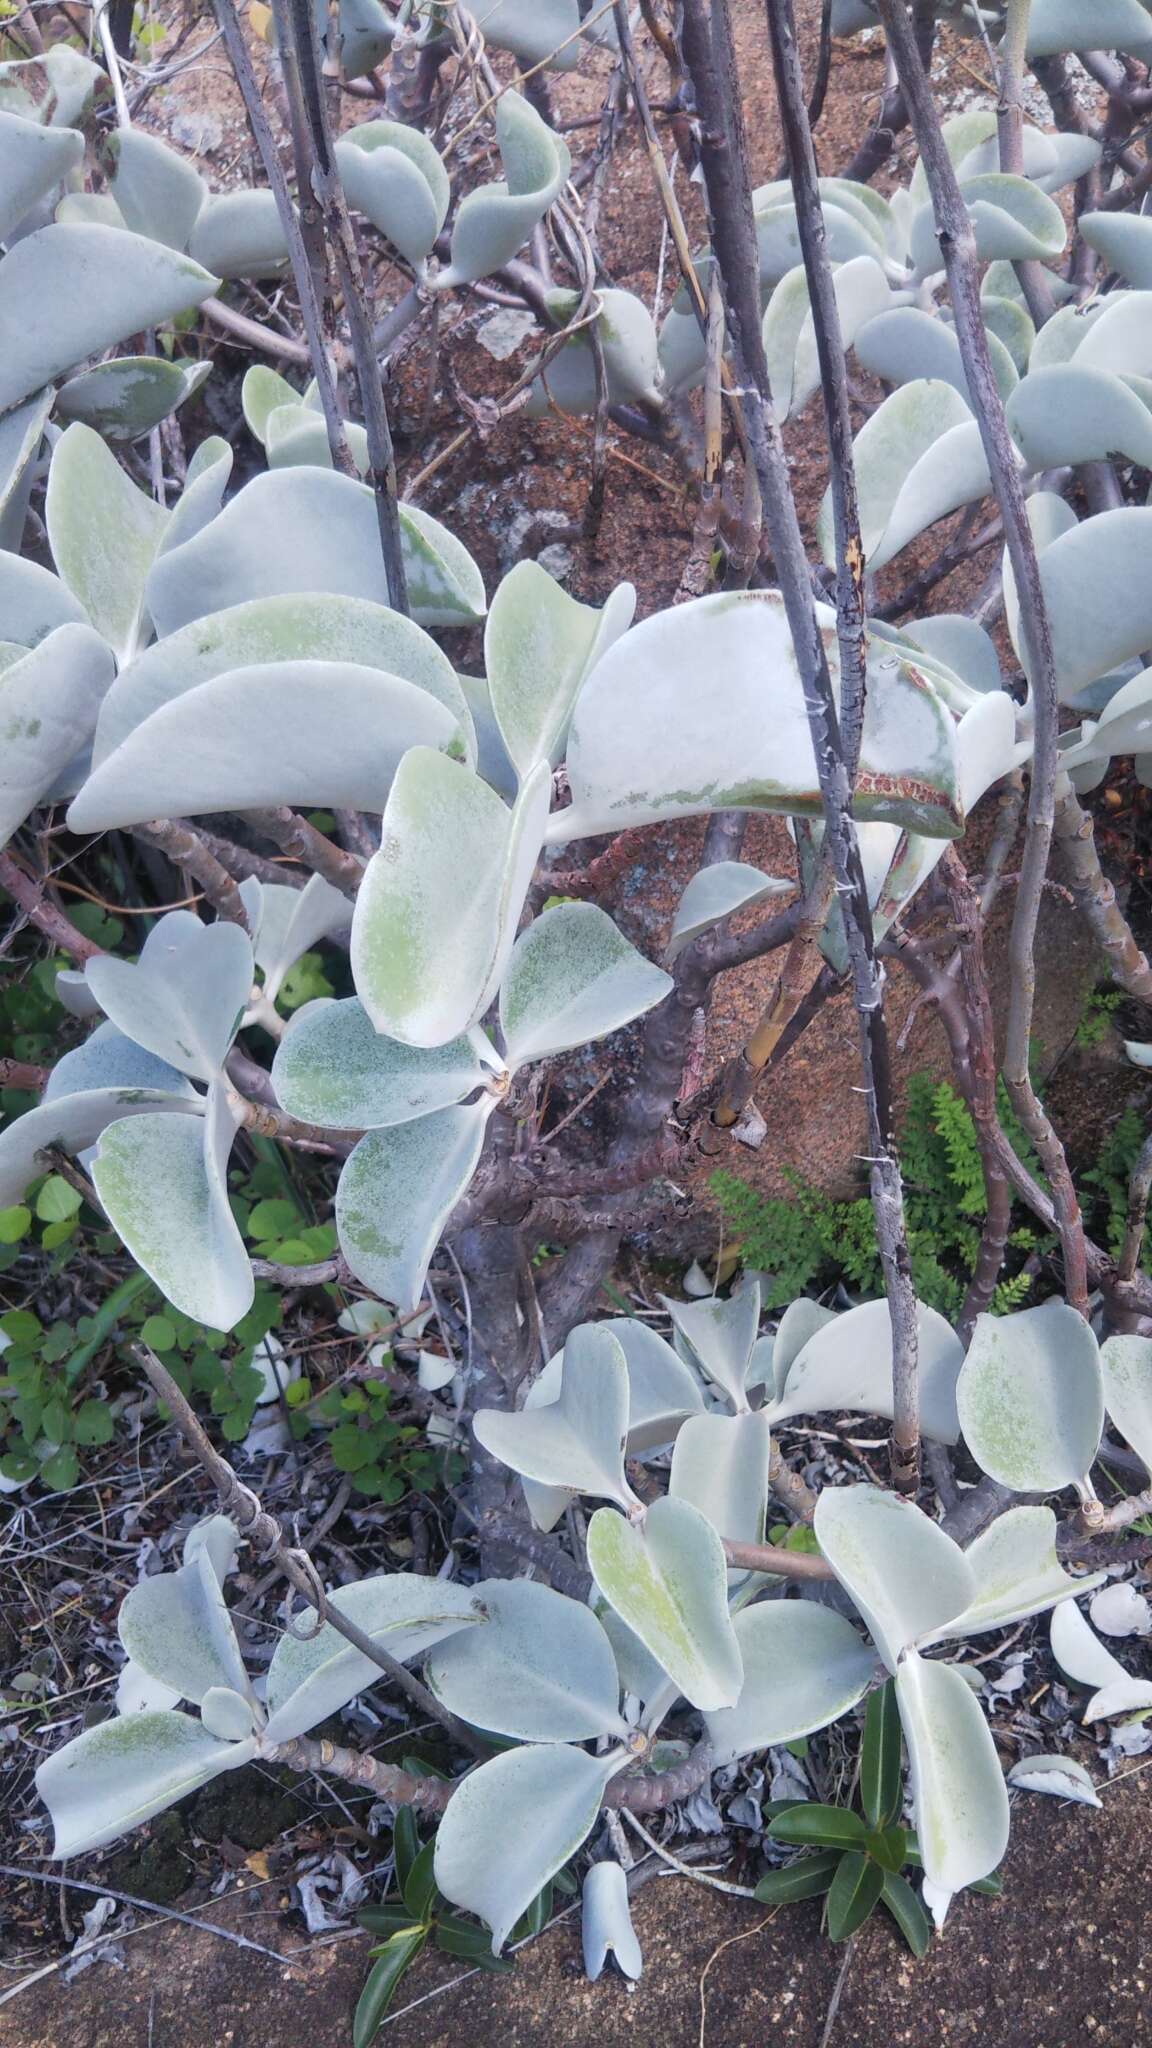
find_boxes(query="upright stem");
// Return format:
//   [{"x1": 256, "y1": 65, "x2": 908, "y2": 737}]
[
  {"x1": 678, "y1": 0, "x2": 920, "y2": 1490},
  {"x1": 874, "y1": 0, "x2": 1088, "y2": 1318},
  {"x1": 994, "y1": 0, "x2": 1055, "y2": 325}
]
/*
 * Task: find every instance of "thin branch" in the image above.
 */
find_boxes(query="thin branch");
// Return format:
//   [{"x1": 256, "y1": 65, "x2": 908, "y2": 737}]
[
  {"x1": 678, "y1": 0, "x2": 921, "y2": 1491},
  {"x1": 874, "y1": 0, "x2": 1089, "y2": 1320},
  {"x1": 0, "y1": 851, "x2": 103, "y2": 963},
  {"x1": 244, "y1": 806, "x2": 364, "y2": 896},
  {"x1": 131, "y1": 819, "x2": 251, "y2": 927},
  {"x1": 1119, "y1": 1129, "x2": 1152, "y2": 1287},
  {"x1": 1052, "y1": 780, "x2": 1152, "y2": 1007}
]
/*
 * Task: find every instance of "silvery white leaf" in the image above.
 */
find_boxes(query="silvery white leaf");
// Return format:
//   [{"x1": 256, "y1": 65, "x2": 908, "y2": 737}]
[
  {"x1": 704, "y1": 1600, "x2": 876, "y2": 1766},
  {"x1": 434, "y1": 1743, "x2": 624, "y2": 1957},
  {"x1": 897, "y1": 1651, "x2": 1008, "y2": 1895},
  {"x1": 188, "y1": 191, "x2": 289, "y2": 280},
  {"x1": 261, "y1": 1574, "x2": 483, "y2": 1744},
  {"x1": 36, "y1": 1711, "x2": 256, "y2": 1860},
  {"x1": 1125, "y1": 1040, "x2": 1152, "y2": 1070},
  {"x1": 1006, "y1": 363, "x2": 1152, "y2": 471},
  {"x1": 813, "y1": 1485, "x2": 975, "y2": 1672},
  {"x1": 0, "y1": 224, "x2": 217, "y2": 416},
  {"x1": 1075, "y1": 295, "x2": 1152, "y2": 380},
  {"x1": 417, "y1": 1351, "x2": 455, "y2": 1392},
  {"x1": 84, "y1": 909, "x2": 253, "y2": 1082},
  {"x1": 0, "y1": 385, "x2": 52, "y2": 551},
  {"x1": 764, "y1": 1297, "x2": 964, "y2": 1444},
  {"x1": 272, "y1": 998, "x2": 485, "y2": 1130},
  {"x1": 440, "y1": 94, "x2": 571, "y2": 290},
  {"x1": 92, "y1": 1085, "x2": 254, "y2": 1333},
  {"x1": 117, "y1": 1546, "x2": 250, "y2": 1705},
  {"x1": 980, "y1": 292, "x2": 1035, "y2": 375},
  {"x1": 524, "y1": 286, "x2": 662, "y2": 416},
  {"x1": 46, "y1": 422, "x2": 168, "y2": 664},
  {"x1": 115, "y1": 1661, "x2": 180, "y2": 1716},
  {"x1": 0, "y1": 1085, "x2": 202, "y2": 1208},
  {"x1": 351, "y1": 751, "x2": 550, "y2": 1046},
  {"x1": 426, "y1": 1577, "x2": 627, "y2": 1742},
  {"x1": 1060, "y1": 667, "x2": 1152, "y2": 777},
  {"x1": 0, "y1": 45, "x2": 102, "y2": 126},
  {"x1": 764, "y1": 1298, "x2": 837, "y2": 1403},
  {"x1": 582, "y1": 1862, "x2": 642, "y2": 1983},
  {"x1": 923, "y1": 1506, "x2": 1105, "y2": 1644},
  {"x1": 145, "y1": 466, "x2": 485, "y2": 635},
  {"x1": 1089, "y1": 1582, "x2": 1152, "y2": 1639},
  {"x1": 335, "y1": 1101, "x2": 490, "y2": 1310},
  {"x1": 200, "y1": 1687, "x2": 259, "y2": 1741},
  {"x1": 108, "y1": 126, "x2": 206, "y2": 249},
  {"x1": 94, "y1": 589, "x2": 471, "y2": 765},
  {"x1": 868, "y1": 419, "x2": 993, "y2": 571},
  {"x1": 586, "y1": 1495, "x2": 743, "y2": 1712},
  {"x1": 499, "y1": 902, "x2": 671, "y2": 1070},
  {"x1": 473, "y1": 0, "x2": 582, "y2": 68},
  {"x1": 556, "y1": 588, "x2": 962, "y2": 843},
  {"x1": 957, "y1": 1301, "x2": 1104, "y2": 1492},
  {"x1": 158, "y1": 437, "x2": 233, "y2": 559},
  {"x1": 336, "y1": 121, "x2": 448, "y2": 265},
  {"x1": 900, "y1": 613, "x2": 1003, "y2": 697},
  {"x1": 0, "y1": 553, "x2": 89, "y2": 648},
  {"x1": 660, "y1": 1277, "x2": 760, "y2": 1413},
  {"x1": 1027, "y1": 0, "x2": 1152, "y2": 58},
  {"x1": 485, "y1": 561, "x2": 634, "y2": 777},
  {"x1": 763, "y1": 254, "x2": 890, "y2": 419},
  {"x1": 251, "y1": 876, "x2": 350, "y2": 1006},
  {"x1": 669, "y1": 1410, "x2": 772, "y2": 1579},
  {"x1": 1083, "y1": 1677, "x2": 1152, "y2": 1722},
  {"x1": 0, "y1": 108, "x2": 83, "y2": 242},
  {"x1": 666, "y1": 863, "x2": 793, "y2": 963},
  {"x1": 920, "y1": 1878, "x2": 952, "y2": 1933},
  {"x1": 853, "y1": 310, "x2": 1016, "y2": 406},
  {"x1": 1080, "y1": 211, "x2": 1152, "y2": 290},
  {"x1": 818, "y1": 377, "x2": 972, "y2": 559},
  {"x1": 910, "y1": 174, "x2": 1065, "y2": 272},
  {"x1": 183, "y1": 1513, "x2": 243, "y2": 1583},
  {"x1": 70, "y1": 659, "x2": 461, "y2": 830},
  {"x1": 44, "y1": 1021, "x2": 198, "y2": 1106},
  {"x1": 1049, "y1": 1598, "x2": 1128, "y2": 1690},
  {"x1": 474, "y1": 1322, "x2": 637, "y2": 1509},
  {"x1": 1006, "y1": 1755, "x2": 1101, "y2": 1808},
  {"x1": 1100, "y1": 1333, "x2": 1152, "y2": 1474},
  {"x1": 0, "y1": 625, "x2": 114, "y2": 852}
]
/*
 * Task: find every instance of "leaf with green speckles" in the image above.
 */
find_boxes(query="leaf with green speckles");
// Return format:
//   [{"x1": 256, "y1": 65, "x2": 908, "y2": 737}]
[
  {"x1": 36, "y1": 1711, "x2": 257, "y2": 1861},
  {"x1": 352, "y1": 750, "x2": 550, "y2": 1047},
  {"x1": 499, "y1": 901, "x2": 671, "y2": 1069},
  {"x1": 586, "y1": 1495, "x2": 743, "y2": 1711},
  {"x1": 91, "y1": 1085, "x2": 253, "y2": 1332},
  {"x1": 84, "y1": 909, "x2": 253, "y2": 1083},
  {"x1": 475, "y1": 1322, "x2": 638, "y2": 1510},
  {"x1": 272, "y1": 996, "x2": 485, "y2": 1129},
  {"x1": 922, "y1": 1506, "x2": 1106, "y2": 1646},
  {"x1": 956, "y1": 1301, "x2": 1103, "y2": 1492},
  {"x1": 335, "y1": 1102, "x2": 489, "y2": 1309},
  {"x1": 1100, "y1": 1332, "x2": 1152, "y2": 1474}
]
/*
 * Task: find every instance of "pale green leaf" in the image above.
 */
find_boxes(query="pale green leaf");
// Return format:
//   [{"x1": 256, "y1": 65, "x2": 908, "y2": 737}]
[
  {"x1": 36, "y1": 1710, "x2": 256, "y2": 1860},
  {"x1": 84, "y1": 909, "x2": 253, "y2": 1082},
  {"x1": 0, "y1": 223, "x2": 218, "y2": 416},
  {"x1": 1006, "y1": 363, "x2": 1152, "y2": 471},
  {"x1": 499, "y1": 902, "x2": 671, "y2": 1069},
  {"x1": 764, "y1": 1297, "x2": 964, "y2": 1445},
  {"x1": 556, "y1": 589, "x2": 962, "y2": 844},
  {"x1": 704, "y1": 1600, "x2": 877, "y2": 1766},
  {"x1": 108, "y1": 127, "x2": 206, "y2": 248},
  {"x1": 118, "y1": 1546, "x2": 250, "y2": 1705},
  {"x1": 660, "y1": 1277, "x2": 760, "y2": 1413},
  {"x1": 1100, "y1": 1333, "x2": 1152, "y2": 1474},
  {"x1": 923, "y1": 1506, "x2": 1106, "y2": 1644},
  {"x1": 474, "y1": 1322, "x2": 637, "y2": 1508},
  {"x1": 69, "y1": 659, "x2": 461, "y2": 831},
  {"x1": 56, "y1": 356, "x2": 212, "y2": 441},
  {"x1": 0, "y1": 1086, "x2": 202, "y2": 1208},
  {"x1": 0, "y1": 386, "x2": 52, "y2": 551},
  {"x1": 586, "y1": 1495, "x2": 743, "y2": 1711},
  {"x1": 336, "y1": 121, "x2": 448, "y2": 264},
  {"x1": 853, "y1": 309, "x2": 1017, "y2": 405},
  {"x1": 813, "y1": 1485, "x2": 975, "y2": 1672},
  {"x1": 1027, "y1": 0, "x2": 1152, "y2": 58},
  {"x1": 440, "y1": 93, "x2": 571, "y2": 289},
  {"x1": 665, "y1": 862, "x2": 793, "y2": 963},
  {"x1": 250, "y1": 875, "x2": 351, "y2": 1005},
  {"x1": 351, "y1": 751, "x2": 550, "y2": 1046},
  {"x1": 1080, "y1": 212, "x2": 1152, "y2": 290},
  {"x1": 335, "y1": 1102, "x2": 489, "y2": 1309},
  {"x1": 524, "y1": 287, "x2": 662, "y2": 415},
  {"x1": 474, "y1": 0, "x2": 582, "y2": 67},
  {"x1": 956, "y1": 1301, "x2": 1104, "y2": 1492},
  {"x1": 272, "y1": 997, "x2": 485, "y2": 1129},
  {"x1": 262, "y1": 1574, "x2": 483, "y2": 1743},
  {"x1": 426, "y1": 1578, "x2": 628, "y2": 1742},
  {"x1": 484, "y1": 560, "x2": 634, "y2": 776},
  {"x1": 187, "y1": 190, "x2": 288, "y2": 280},
  {"x1": 0, "y1": 106, "x2": 82, "y2": 243},
  {"x1": 46, "y1": 422, "x2": 167, "y2": 664},
  {"x1": 897, "y1": 1651, "x2": 1009, "y2": 1893},
  {"x1": 0, "y1": 625, "x2": 114, "y2": 852},
  {"x1": 669, "y1": 1410, "x2": 772, "y2": 1578},
  {"x1": 434, "y1": 1744, "x2": 623, "y2": 1957}
]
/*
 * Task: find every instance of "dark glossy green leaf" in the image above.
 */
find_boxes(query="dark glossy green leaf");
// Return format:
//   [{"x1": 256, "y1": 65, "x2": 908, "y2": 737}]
[
  {"x1": 402, "y1": 1839, "x2": 438, "y2": 1923},
  {"x1": 754, "y1": 1851, "x2": 841, "y2": 1905},
  {"x1": 825, "y1": 1850, "x2": 884, "y2": 1942},
  {"x1": 353, "y1": 1927, "x2": 426, "y2": 2048},
  {"x1": 766, "y1": 1804, "x2": 868, "y2": 1851},
  {"x1": 880, "y1": 1871, "x2": 931, "y2": 1958},
  {"x1": 392, "y1": 1807, "x2": 419, "y2": 1898},
  {"x1": 358, "y1": 1903, "x2": 418, "y2": 1938},
  {"x1": 863, "y1": 1823, "x2": 907, "y2": 1874},
  {"x1": 434, "y1": 1917, "x2": 515, "y2": 1970},
  {"x1": 510, "y1": 1880, "x2": 553, "y2": 1941},
  {"x1": 861, "y1": 1679, "x2": 903, "y2": 1829}
]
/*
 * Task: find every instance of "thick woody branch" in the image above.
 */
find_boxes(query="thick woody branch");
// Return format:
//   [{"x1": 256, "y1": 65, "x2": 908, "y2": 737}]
[
  {"x1": 244, "y1": 807, "x2": 364, "y2": 896},
  {"x1": 132, "y1": 819, "x2": 251, "y2": 927},
  {"x1": 1052, "y1": 781, "x2": 1152, "y2": 1007},
  {"x1": 0, "y1": 850, "x2": 104, "y2": 964}
]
